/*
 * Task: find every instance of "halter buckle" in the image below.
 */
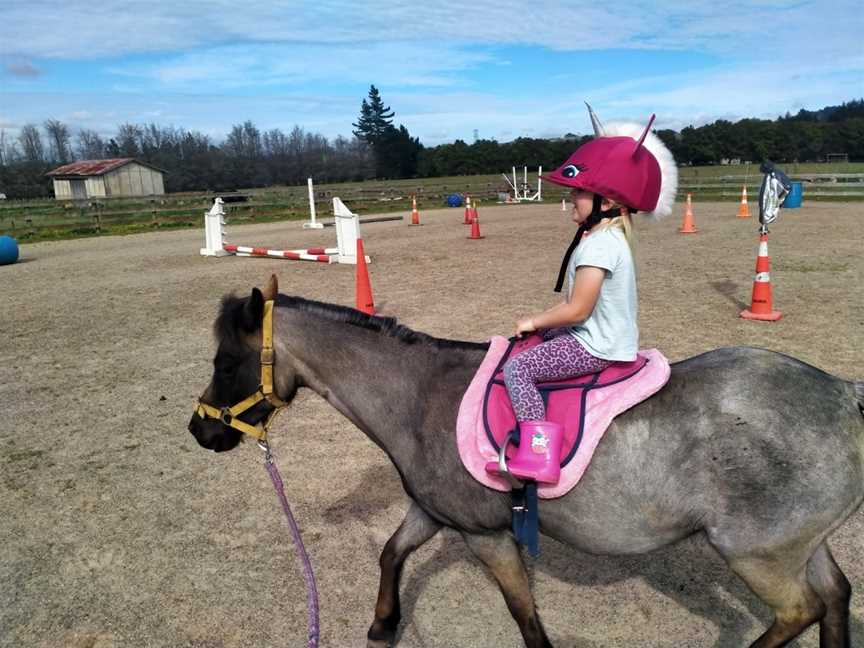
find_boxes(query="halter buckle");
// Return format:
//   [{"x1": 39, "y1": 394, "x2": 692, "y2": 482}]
[{"x1": 258, "y1": 438, "x2": 273, "y2": 463}]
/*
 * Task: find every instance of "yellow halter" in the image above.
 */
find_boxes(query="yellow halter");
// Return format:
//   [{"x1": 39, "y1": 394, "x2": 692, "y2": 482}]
[{"x1": 194, "y1": 300, "x2": 287, "y2": 442}]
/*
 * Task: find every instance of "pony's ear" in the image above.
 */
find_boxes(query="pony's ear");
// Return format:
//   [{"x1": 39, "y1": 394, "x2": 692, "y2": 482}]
[
  {"x1": 262, "y1": 274, "x2": 278, "y2": 301},
  {"x1": 241, "y1": 288, "x2": 265, "y2": 333}
]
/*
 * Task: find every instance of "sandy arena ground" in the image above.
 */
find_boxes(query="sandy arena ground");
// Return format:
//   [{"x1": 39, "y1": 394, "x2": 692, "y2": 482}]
[{"x1": 1, "y1": 200, "x2": 862, "y2": 648}]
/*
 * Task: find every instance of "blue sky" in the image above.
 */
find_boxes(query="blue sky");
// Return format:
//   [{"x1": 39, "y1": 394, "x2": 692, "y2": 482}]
[{"x1": 1, "y1": 1, "x2": 862, "y2": 148}]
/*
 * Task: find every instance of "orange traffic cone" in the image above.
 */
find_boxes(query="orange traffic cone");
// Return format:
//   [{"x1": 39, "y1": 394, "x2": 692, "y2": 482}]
[
  {"x1": 737, "y1": 186, "x2": 750, "y2": 219},
  {"x1": 355, "y1": 238, "x2": 375, "y2": 315},
  {"x1": 463, "y1": 195, "x2": 473, "y2": 224},
  {"x1": 409, "y1": 195, "x2": 421, "y2": 225},
  {"x1": 679, "y1": 194, "x2": 698, "y2": 233},
  {"x1": 468, "y1": 207, "x2": 484, "y2": 239},
  {"x1": 740, "y1": 233, "x2": 781, "y2": 321}
]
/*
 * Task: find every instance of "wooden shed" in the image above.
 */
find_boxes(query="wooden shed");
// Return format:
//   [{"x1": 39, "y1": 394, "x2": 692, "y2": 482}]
[{"x1": 47, "y1": 158, "x2": 166, "y2": 200}]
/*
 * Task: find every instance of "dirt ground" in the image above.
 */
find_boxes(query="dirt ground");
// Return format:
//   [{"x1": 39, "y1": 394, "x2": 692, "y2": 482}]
[{"x1": 1, "y1": 200, "x2": 862, "y2": 648}]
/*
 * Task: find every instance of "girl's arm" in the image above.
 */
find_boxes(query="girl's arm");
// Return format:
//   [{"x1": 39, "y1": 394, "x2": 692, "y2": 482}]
[{"x1": 515, "y1": 266, "x2": 605, "y2": 336}]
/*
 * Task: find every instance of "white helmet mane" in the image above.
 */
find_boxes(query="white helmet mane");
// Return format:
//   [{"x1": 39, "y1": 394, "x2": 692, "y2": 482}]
[{"x1": 586, "y1": 103, "x2": 678, "y2": 219}]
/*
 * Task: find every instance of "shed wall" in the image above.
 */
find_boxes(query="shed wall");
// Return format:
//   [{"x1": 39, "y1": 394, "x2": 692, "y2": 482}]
[
  {"x1": 85, "y1": 177, "x2": 107, "y2": 198},
  {"x1": 52, "y1": 162, "x2": 164, "y2": 199},
  {"x1": 52, "y1": 179, "x2": 72, "y2": 199},
  {"x1": 104, "y1": 163, "x2": 165, "y2": 197}
]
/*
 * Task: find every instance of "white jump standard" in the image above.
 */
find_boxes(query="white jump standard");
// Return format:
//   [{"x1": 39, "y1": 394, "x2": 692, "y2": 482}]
[
  {"x1": 501, "y1": 165, "x2": 543, "y2": 202},
  {"x1": 200, "y1": 196, "x2": 369, "y2": 264}
]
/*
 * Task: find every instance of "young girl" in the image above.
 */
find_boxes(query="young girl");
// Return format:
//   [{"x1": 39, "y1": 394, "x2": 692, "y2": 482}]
[{"x1": 500, "y1": 105, "x2": 677, "y2": 485}]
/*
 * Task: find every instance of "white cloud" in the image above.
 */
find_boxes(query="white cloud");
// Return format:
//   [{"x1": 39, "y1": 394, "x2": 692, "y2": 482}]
[
  {"x1": 1, "y1": 1, "x2": 860, "y2": 62},
  {"x1": 110, "y1": 42, "x2": 494, "y2": 89},
  {"x1": 1, "y1": 1, "x2": 860, "y2": 146}
]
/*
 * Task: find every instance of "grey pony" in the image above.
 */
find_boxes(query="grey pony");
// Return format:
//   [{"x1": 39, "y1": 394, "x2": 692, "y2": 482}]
[{"x1": 188, "y1": 281, "x2": 864, "y2": 648}]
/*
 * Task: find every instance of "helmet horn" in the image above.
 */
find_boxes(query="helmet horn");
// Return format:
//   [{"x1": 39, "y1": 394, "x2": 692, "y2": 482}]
[
  {"x1": 585, "y1": 102, "x2": 606, "y2": 137},
  {"x1": 633, "y1": 114, "x2": 656, "y2": 156}
]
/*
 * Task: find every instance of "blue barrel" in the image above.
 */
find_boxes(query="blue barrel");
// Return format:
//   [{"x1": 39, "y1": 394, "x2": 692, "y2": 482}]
[
  {"x1": 446, "y1": 193, "x2": 464, "y2": 208},
  {"x1": 782, "y1": 181, "x2": 803, "y2": 208},
  {"x1": 0, "y1": 235, "x2": 19, "y2": 265}
]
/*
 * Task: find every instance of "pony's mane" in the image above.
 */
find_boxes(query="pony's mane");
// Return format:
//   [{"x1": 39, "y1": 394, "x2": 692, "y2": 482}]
[{"x1": 215, "y1": 293, "x2": 488, "y2": 351}]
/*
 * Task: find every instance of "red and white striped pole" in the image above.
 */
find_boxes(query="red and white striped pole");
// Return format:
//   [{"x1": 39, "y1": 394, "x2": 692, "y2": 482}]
[{"x1": 223, "y1": 245, "x2": 336, "y2": 263}]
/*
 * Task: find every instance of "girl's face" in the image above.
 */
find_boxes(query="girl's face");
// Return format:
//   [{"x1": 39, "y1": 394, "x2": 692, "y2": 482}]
[
  {"x1": 569, "y1": 189, "x2": 618, "y2": 226},
  {"x1": 570, "y1": 189, "x2": 595, "y2": 225}
]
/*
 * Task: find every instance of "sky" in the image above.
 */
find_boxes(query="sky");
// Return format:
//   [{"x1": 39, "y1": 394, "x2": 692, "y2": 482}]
[{"x1": 1, "y1": 1, "x2": 862, "y2": 148}]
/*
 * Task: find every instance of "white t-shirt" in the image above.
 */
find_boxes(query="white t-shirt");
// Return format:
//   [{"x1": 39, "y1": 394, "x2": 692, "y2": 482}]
[{"x1": 565, "y1": 226, "x2": 638, "y2": 361}]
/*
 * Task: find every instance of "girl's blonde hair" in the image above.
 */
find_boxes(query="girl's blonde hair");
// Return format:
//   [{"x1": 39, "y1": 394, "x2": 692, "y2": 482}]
[{"x1": 595, "y1": 210, "x2": 634, "y2": 249}]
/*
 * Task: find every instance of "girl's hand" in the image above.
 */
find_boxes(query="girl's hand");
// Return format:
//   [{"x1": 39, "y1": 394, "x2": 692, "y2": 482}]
[{"x1": 514, "y1": 317, "x2": 537, "y2": 338}]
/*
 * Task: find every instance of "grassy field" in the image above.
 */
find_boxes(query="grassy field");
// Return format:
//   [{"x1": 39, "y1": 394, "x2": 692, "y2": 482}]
[{"x1": 1, "y1": 163, "x2": 861, "y2": 243}]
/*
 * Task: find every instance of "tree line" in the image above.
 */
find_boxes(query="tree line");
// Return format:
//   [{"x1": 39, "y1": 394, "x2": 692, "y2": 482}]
[{"x1": 0, "y1": 91, "x2": 861, "y2": 200}]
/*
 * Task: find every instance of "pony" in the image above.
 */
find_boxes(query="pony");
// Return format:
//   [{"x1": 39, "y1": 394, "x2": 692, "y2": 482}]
[{"x1": 188, "y1": 276, "x2": 864, "y2": 648}]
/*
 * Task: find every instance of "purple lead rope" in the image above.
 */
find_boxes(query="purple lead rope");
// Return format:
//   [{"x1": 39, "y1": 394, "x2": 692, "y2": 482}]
[{"x1": 264, "y1": 455, "x2": 320, "y2": 648}]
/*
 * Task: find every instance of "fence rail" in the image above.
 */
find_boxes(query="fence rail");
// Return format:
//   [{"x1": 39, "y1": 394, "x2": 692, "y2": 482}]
[
  {"x1": 2, "y1": 173, "x2": 861, "y2": 241},
  {"x1": 678, "y1": 173, "x2": 864, "y2": 199}
]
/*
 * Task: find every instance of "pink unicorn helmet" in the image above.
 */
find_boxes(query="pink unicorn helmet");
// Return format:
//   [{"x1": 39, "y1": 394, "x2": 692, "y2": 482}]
[{"x1": 543, "y1": 104, "x2": 678, "y2": 218}]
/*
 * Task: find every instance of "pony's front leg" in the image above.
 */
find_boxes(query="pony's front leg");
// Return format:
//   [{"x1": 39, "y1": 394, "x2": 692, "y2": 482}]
[
  {"x1": 460, "y1": 531, "x2": 553, "y2": 648},
  {"x1": 367, "y1": 501, "x2": 441, "y2": 648}
]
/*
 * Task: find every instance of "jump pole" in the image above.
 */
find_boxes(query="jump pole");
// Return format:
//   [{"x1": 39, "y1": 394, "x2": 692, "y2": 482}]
[
  {"x1": 200, "y1": 196, "x2": 368, "y2": 264},
  {"x1": 303, "y1": 177, "x2": 324, "y2": 229}
]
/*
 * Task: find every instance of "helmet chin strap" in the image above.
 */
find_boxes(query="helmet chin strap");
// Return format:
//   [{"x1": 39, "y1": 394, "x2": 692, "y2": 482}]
[{"x1": 553, "y1": 195, "x2": 612, "y2": 293}]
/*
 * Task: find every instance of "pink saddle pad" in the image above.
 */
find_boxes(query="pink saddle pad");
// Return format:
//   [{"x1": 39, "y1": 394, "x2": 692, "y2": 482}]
[{"x1": 457, "y1": 335, "x2": 671, "y2": 499}]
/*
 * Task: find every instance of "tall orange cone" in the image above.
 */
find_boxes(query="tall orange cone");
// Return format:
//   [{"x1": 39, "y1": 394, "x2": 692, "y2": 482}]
[
  {"x1": 737, "y1": 185, "x2": 750, "y2": 219},
  {"x1": 463, "y1": 195, "x2": 473, "y2": 224},
  {"x1": 355, "y1": 238, "x2": 375, "y2": 315},
  {"x1": 679, "y1": 193, "x2": 698, "y2": 233},
  {"x1": 409, "y1": 195, "x2": 421, "y2": 225},
  {"x1": 740, "y1": 233, "x2": 781, "y2": 321},
  {"x1": 468, "y1": 207, "x2": 484, "y2": 239}
]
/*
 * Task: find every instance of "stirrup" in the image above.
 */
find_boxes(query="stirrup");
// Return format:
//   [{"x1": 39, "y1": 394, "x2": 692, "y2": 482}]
[{"x1": 494, "y1": 430, "x2": 525, "y2": 489}]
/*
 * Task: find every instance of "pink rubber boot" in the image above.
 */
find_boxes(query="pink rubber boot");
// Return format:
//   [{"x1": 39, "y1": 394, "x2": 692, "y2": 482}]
[{"x1": 507, "y1": 421, "x2": 564, "y2": 484}]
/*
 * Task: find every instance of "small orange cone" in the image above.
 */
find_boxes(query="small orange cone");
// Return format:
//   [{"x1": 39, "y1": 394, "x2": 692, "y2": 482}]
[
  {"x1": 409, "y1": 195, "x2": 421, "y2": 225},
  {"x1": 355, "y1": 238, "x2": 375, "y2": 315},
  {"x1": 740, "y1": 233, "x2": 781, "y2": 321},
  {"x1": 737, "y1": 185, "x2": 750, "y2": 219},
  {"x1": 679, "y1": 194, "x2": 698, "y2": 233},
  {"x1": 463, "y1": 195, "x2": 473, "y2": 224},
  {"x1": 468, "y1": 207, "x2": 484, "y2": 239}
]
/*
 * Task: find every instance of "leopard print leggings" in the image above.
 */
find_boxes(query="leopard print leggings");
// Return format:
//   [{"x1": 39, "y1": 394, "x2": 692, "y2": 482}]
[{"x1": 503, "y1": 328, "x2": 612, "y2": 421}]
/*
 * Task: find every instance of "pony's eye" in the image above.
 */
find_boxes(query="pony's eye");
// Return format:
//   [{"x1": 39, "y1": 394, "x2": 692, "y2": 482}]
[{"x1": 562, "y1": 164, "x2": 581, "y2": 178}]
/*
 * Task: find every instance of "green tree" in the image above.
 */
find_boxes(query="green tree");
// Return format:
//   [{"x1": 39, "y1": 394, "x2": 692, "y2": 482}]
[
  {"x1": 376, "y1": 125, "x2": 423, "y2": 178},
  {"x1": 352, "y1": 85, "x2": 395, "y2": 145}
]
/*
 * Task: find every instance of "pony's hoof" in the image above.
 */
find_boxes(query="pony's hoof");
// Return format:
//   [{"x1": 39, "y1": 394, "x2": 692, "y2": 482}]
[
  {"x1": 366, "y1": 639, "x2": 392, "y2": 648},
  {"x1": 367, "y1": 617, "x2": 398, "y2": 647}
]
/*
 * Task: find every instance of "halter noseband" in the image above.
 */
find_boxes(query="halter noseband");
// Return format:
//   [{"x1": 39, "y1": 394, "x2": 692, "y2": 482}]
[{"x1": 194, "y1": 299, "x2": 287, "y2": 442}]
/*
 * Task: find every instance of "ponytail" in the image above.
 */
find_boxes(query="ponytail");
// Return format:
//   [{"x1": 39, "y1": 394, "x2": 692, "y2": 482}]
[{"x1": 596, "y1": 212, "x2": 634, "y2": 250}]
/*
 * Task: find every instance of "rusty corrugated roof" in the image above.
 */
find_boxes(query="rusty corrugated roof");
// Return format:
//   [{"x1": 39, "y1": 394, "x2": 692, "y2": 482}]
[{"x1": 47, "y1": 158, "x2": 137, "y2": 176}]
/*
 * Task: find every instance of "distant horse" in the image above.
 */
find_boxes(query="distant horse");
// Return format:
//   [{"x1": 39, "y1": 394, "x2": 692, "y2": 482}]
[{"x1": 188, "y1": 278, "x2": 864, "y2": 648}]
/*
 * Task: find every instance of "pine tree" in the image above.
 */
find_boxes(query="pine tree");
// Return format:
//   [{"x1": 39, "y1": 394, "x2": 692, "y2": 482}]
[{"x1": 352, "y1": 85, "x2": 395, "y2": 145}]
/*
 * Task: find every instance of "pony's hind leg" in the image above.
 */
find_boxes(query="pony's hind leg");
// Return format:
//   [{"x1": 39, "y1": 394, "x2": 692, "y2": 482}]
[
  {"x1": 460, "y1": 530, "x2": 553, "y2": 648},
  {"x1": 807, "y1": 543, "x2": 852, "y2": 648},
  {"x1": 725, "y1": 554, "x2": 826, "y2": 648},
  {"x1": 367, "y1": 501, "x2": 441, "y2": 648}
]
